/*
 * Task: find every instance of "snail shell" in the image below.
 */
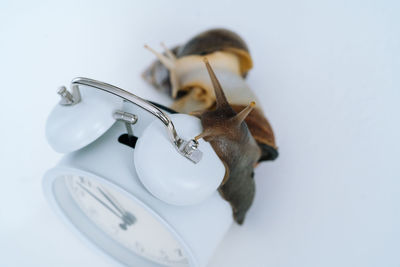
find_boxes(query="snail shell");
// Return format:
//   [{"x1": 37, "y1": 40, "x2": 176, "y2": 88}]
[{"x1": 177, "y1": 28, "x2": 253, "y2": 76}]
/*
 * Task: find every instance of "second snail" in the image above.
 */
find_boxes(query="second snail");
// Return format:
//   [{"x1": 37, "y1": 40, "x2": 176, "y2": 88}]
[{"x1": 143, "y1": 29, "x2": 278, "y2": 225}]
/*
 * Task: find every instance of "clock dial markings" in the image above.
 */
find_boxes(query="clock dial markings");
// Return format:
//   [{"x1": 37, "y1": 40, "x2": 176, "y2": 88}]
[{"x1": 66, "y1": 175, "x2": 189, "y2": 266}]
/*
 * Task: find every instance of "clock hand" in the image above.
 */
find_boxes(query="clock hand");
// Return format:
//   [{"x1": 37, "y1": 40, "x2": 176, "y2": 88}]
[
  {"x1": 97, "y1": 187, "x2": 125, "y2": 216},
  {"x1": 97, "y1": 187, "x2": 136, "y2": 225},
  {"x1": 77, "y1": 183, "x2": 124, "y2": 222}
]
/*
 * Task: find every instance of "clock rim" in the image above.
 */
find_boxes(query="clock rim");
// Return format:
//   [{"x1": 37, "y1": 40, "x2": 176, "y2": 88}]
[{"x1": 43, "y1": 166, "x2": 198, "y2": 267}]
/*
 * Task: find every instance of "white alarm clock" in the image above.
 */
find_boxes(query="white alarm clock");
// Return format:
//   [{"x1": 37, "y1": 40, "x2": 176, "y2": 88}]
[{"x1": 43, "y1": 78, "x2": 233, "y2": 267}]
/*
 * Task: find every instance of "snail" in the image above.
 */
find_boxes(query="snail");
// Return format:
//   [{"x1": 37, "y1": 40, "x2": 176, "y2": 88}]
[{"x1": 143, "y1": 29, "x2": 278, "y2": 224}]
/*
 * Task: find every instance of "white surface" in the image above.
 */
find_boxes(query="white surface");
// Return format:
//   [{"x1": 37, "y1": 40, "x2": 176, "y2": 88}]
[
  {"x1": 0, "y1": 0, "x2": 399, "y2": 267},
  {"x1": 135, "y1": 114, "x2": 225, "y2": 206}
]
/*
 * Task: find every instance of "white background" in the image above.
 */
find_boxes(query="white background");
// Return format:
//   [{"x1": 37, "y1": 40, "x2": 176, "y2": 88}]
[{"x1": 0, "y1": 0, "x2": 399, "y2": 266}]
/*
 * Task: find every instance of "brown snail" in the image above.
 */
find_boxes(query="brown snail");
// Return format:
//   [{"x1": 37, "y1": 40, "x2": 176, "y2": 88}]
[{"x1": 143, "y1": 28, "x2": 278, "y2": 224}]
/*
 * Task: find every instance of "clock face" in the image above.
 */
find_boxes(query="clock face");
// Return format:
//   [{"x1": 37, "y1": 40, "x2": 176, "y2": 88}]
[{"x1": 65, "y1": 174, "x2": 189, "y2": 267}]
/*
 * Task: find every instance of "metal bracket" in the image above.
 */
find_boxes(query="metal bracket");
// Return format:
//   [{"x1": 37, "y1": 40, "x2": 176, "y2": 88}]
[
  {"x1": 57, "y1": 84, "x2": 81, "y2": 106},
  {"x1": 113, "y1": 110, "x2": 138, "y2": 137},
  {"x1": 177, "y1": 139, "x2": 202, "y2": 164}
]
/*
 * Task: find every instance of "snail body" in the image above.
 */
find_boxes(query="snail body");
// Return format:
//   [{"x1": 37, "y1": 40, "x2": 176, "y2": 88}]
[
  {"x1": 143, "y1": 29, "x2": 278, "y2": 224},
  {"x1": 194, "y1": 59, "x2": 261, "y2": 224}
]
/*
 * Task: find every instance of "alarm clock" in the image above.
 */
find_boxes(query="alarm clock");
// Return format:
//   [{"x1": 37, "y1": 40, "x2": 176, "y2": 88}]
[{"x1": 43, "y1": 78, "x2": 233, "y2": 267}]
